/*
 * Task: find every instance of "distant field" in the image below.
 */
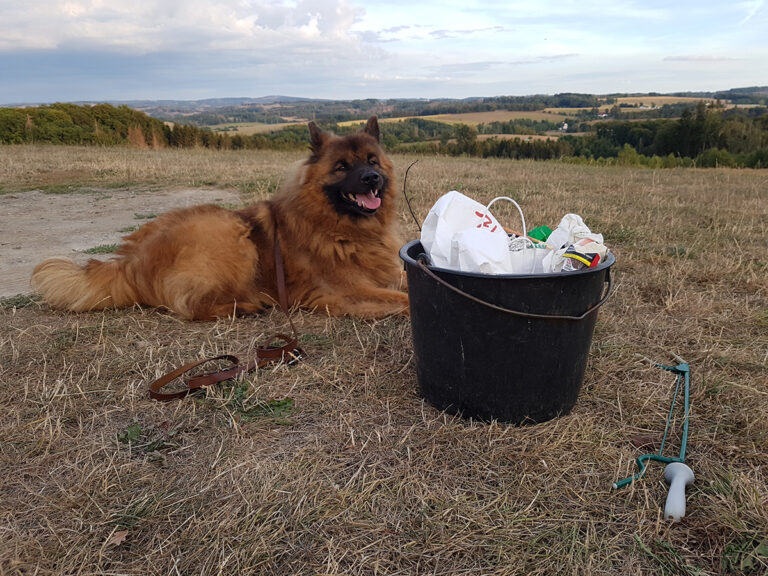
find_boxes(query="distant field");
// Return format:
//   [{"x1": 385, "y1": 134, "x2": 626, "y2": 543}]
[
  {"x1": 210, "y1": 120, "x2": 304, "y2": 135},
  {"x1": 419, "y1": 111, "x2": 556, "y2": 124},
  {"x1": 209, "y1": 95, "x2": 726, "y2": 136},
  {"x1": 314, "y1": 96, "x2": 727, "y2": 132},
  {"x1": 616, "y1": 95, "x2": 722, "y2": 107},
  {"x1": 339, "y1": 110, "x2": 557, "y2": 128}
]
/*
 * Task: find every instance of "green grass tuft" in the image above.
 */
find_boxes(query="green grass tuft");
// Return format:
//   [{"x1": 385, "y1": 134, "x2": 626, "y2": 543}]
[
  {"x1": 0, "y1": 294, "x2": 36, "y2": 310},
  {"x1": 82, "y1": 243, "x2": 120, "y2": 254},
  {"x1": 216, "y1": 381, "x2": 294, "y2": 424}
]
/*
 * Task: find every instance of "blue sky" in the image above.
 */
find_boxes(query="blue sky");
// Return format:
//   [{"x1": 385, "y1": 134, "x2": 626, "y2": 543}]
[{"x1": 1, "y1": 0, "x2": 766, "y2": 104}]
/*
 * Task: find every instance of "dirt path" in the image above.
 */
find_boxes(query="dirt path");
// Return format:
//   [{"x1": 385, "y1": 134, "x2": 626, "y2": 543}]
[{"x1": 0, "y1": 188, "x2": 240, "y2": 298}]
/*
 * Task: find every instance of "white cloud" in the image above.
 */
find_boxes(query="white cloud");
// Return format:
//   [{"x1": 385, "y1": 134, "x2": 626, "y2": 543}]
[
  {"x1": 1, "y1": 0, "x2": 767, "y2": 101},
  {"x1": 0, "y1": 0, "x2": 367, "y2": 54},
  {"x1": 664, "y1": 55, "x2": 742, "y2": 62}
]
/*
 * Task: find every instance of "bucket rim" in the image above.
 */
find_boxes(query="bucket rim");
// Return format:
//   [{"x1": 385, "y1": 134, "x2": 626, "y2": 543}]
[{"x1": 399, "y1": 239, "x2": 615, "y2": 280}]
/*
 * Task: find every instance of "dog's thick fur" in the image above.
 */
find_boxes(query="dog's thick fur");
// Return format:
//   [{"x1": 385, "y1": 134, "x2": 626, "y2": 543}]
[{"x1": 32, "y1": 117, "x2": 409, "y2": 320}]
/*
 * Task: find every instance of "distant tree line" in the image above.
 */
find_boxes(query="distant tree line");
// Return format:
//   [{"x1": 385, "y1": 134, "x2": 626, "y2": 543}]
[
  {"x1": 476, "y1": 118, "x2": 562, "y2": 135},
  {"x1": 157, "y1": 89, "x2": 767, "y2": 128},
  {"x1": 382, "y1": 93, "x2": 602, "y2": 117},
  {"x1": 0, "y1": 103, "x2": 170, "y2": 146},
  {"x1": 2, "y1": 102, "x2": 768, "y2": 168},
  {"x1": 370, "y1": 104, "x2": 768, "y2": 167},
  {"x1": 184, "y1": 98, "x2": 393, "y2": 126},
  {"x1": 0, "y1": 103, "x2": 310, "y2": 150},
  {"x1": 563, "y1": 102, "x2": 768, "y2": 167},
  {"x1": 181, "y1": 93, "x2": 606, "y2": 126},
  {"x1": 0, "y1": 103, "x2": 181, "y2": 147}
]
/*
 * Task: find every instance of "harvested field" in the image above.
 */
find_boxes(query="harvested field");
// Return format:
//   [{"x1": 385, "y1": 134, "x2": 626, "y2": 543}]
[
  {"x1": 419, "y1": 111, "x2": 556, "y2": 124},
  {"x1": 615, "y1": 96, "x2": 722, "y2": 107},
  {"x1": 339, "y1": 110, "x2": 557, "y2": 128},
  {"x1": 210, "y1": 121, "x2": 305, "y2": 135},
  {"x1": 1, "y1": 145, "x2": 767, "y2": 575}
]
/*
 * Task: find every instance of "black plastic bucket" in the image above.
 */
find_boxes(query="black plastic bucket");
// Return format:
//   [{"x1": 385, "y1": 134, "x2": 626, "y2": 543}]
[{"x1": 400, "y1": 240, "x2": 614, "y2": 424}]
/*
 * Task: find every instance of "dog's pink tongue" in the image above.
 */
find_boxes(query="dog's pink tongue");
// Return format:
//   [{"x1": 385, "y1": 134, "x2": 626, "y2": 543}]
[{"x1": 357, "y1": 191, "x2": 381, "y2": 210}]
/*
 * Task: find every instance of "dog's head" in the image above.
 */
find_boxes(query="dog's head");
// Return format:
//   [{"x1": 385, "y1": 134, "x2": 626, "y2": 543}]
[{"x1": 303, "y1": 117, "x2": 394, "y2": 218}]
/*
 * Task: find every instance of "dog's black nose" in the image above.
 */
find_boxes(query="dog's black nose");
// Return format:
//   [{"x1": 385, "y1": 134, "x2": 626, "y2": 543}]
[{"x1": 361, "y1": 171, "x2": 381, "y2": 187}]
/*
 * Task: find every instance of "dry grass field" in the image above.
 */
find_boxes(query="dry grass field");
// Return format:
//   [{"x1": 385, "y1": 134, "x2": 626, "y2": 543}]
[
  {"x1": 339, "y1": 111, "x2": 557, "y2": 128},
  {"x1": 615, "y1": 96, "x2": 722, "y2": 108},
  {"x1": 1, "y1": 144, "x2": 767, "y2": 575},
  {"x1": 208, "y1": 121, "x2": 305, "y2": 135}
]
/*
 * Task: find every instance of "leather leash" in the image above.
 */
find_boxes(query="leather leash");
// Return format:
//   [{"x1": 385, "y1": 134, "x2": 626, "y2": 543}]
[{"x1": 148, "y1": 223, "x2": 304, "y2": 401}]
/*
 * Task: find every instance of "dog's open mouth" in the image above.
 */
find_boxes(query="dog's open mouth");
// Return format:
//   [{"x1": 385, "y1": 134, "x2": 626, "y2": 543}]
[
  {"x1": 343, "y1": 189, "x2": 382, "y2": 213},
  {"x1": 324, "y1": 166, "x2": 388, "y2": 217}
]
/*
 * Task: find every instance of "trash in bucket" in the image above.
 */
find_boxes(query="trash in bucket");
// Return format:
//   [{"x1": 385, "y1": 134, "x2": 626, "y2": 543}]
[
  {"x1": 420, "y1": 190, "x2": 610, "y2": 276},
  {"x1": 400, "y1": 191, "x2": 614, "y2": 425}
]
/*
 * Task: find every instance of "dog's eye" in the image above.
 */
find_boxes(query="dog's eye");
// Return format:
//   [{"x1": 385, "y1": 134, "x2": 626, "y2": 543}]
[
  {"x1": 368, "y1": 155, "x2": 379, "y2": 166},
  {"x1": 335, "y1": 161, "x2": 349, "y2": 172}
]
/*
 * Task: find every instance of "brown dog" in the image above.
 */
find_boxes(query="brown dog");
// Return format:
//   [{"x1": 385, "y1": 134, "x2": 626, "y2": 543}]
[{"x1": 32, "y1": 117, "x2": 409, "y2": 320}]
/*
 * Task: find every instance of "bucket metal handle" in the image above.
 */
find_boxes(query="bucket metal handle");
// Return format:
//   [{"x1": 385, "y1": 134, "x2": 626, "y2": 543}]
[{"x1": 416, "y1": 257, "x2": 612, "y2": 321}]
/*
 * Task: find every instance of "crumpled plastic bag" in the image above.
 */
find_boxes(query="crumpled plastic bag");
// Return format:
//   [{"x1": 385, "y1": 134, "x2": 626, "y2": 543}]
[
  {"x1": 545, "y1": 213, "x2": 604, "y2": 250},
  {"x1": 542, "y1": 214, "x2": 606, "y2": 272}
]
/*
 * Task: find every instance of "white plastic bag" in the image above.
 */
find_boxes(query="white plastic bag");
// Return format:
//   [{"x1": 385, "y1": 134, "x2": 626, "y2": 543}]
[
  {"x1": 421, "y1": 191, "x2": 508, "y2": 272},
  {"x1": 450, "y1": 227, "x2": 511, "y2": 274},
  {"x1": 462, "y1": 195, "x2": 545, "y2": 274},
  {"x1": 421, "y1": 191, "x2": 545, "y2": 274},
  {"x1": 545, "y1": 213, "x2": 604, "y2": 250}
]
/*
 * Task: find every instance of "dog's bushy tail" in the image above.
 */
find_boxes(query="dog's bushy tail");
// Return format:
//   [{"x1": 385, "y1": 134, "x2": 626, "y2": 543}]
[{"x1": 31, "y1": 257, "x2": 136, "y2": 312}]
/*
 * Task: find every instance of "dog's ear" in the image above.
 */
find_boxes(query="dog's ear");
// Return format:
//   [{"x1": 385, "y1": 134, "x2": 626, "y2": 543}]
[
  {"x1": 363, "y1": 116, "x2": 380, "y2": 142},
  {"x1": 308, "y1": 121, "x2": 326, "y2": 157}
]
